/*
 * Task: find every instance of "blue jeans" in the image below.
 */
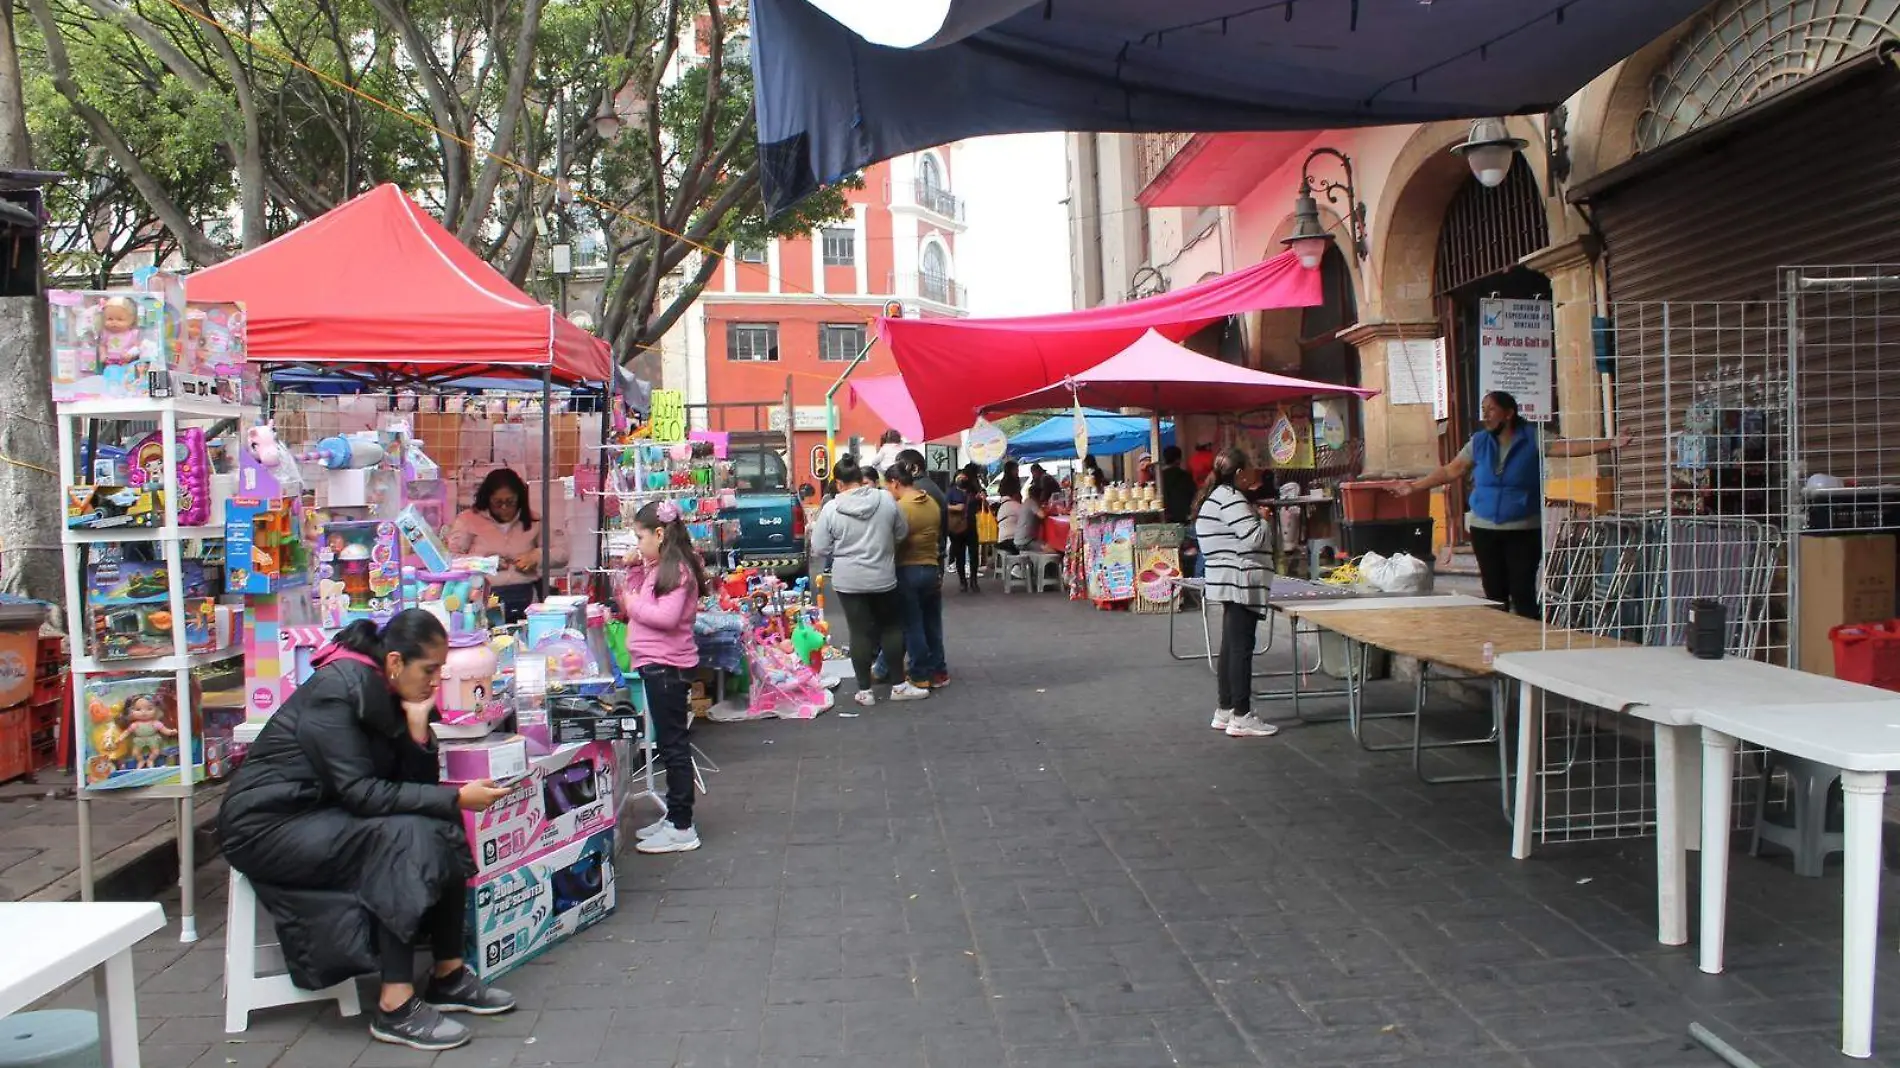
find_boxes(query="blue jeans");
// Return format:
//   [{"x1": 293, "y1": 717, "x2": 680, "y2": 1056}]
[{"x1": 890, "y1": 564, "x2": 946, "y2": 682}]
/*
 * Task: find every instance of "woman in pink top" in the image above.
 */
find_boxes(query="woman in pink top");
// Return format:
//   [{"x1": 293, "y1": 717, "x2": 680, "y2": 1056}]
[
  {"x1": 446, "y1": 470, "x2": 546, "y2": 622},
  {"x1": 616, "y1": 500, "x2": 707, "y2": 854}
]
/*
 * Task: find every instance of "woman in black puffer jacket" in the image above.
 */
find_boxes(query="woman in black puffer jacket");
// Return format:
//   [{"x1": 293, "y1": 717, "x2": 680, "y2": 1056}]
[{"x1": 218, "y1": 611, "x2": 512, "y2": 1052}]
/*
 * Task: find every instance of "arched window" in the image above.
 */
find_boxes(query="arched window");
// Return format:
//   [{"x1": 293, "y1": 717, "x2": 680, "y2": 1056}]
[
  {"x1": 1636, "y1": 0, "x2": 1899, "y2": 151},
  {"x1": 920, "y1": 242, "x2": 952, "y2": 304},
  {"x1": 919, "y1": 154, "x2": 943, "y2": 195},
  {"x1": 921, "y1": 242, "x2": 948, "y2": 281}
]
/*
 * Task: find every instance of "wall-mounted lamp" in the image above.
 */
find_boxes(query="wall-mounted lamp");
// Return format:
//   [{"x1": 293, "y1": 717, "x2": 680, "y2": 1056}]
[
  {"x1": 1451, "y1": 117, "x2": 1529, "y2": 189},
  {"x1": 1280, "y1": 147, "x2": 1367, "y2": 269}
]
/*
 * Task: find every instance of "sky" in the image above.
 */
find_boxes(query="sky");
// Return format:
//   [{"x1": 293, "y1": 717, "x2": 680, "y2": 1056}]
[{"x1": 954, "y1": 133, "x2": 1074, "y2": 318}]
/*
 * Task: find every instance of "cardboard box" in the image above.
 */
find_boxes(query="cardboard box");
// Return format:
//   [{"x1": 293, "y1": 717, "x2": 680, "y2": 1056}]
[
  {"x1": 439, "y1": 733, "x2": 529, "y2": 784},
  {"x1": 465, "y1": 829, "x2": 616, "y2": 979},
  {"x1": 455, "y1": 740, "x2": 618, "y2": 878},
  {"x1": 1798, "y1": 533, "x2": 1897, "y2": 676}
]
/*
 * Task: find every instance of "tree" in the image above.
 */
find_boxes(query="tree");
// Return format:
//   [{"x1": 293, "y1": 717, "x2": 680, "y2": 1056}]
[
  {"x1": 21, "y1": 0, "x2": 853, "y2": 378},
  {"x1": 0, "y1": 1, "x2": 63, "y2": 609}
]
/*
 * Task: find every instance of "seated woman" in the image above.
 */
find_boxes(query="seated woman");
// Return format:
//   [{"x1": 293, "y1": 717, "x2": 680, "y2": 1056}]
[
  {"x1": 447, "y1": 469, "x2": 550, "y2": 622},
  {"x1": 217, "y1": 611, "x2": 514, "y2": 1053}
]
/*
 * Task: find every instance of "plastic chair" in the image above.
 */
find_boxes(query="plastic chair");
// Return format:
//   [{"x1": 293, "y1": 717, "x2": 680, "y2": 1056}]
[
  {"x1": 1749, "y1": 751, "x2": 1844, "y2": 878},
  {"x1": 1027, "y1": 552, "x2": 1063, "y2": 593},
  {"x1": 224, "y1": 869, "x2": 361, "y2": 1033},
  {"x1": 995, "y1": 552, "x2": 1032, "y2": 593}
]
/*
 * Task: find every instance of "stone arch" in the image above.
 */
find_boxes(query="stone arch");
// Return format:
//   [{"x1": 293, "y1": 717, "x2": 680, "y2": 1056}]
[{"x1": 1369, "y1": 117, "x2": 1549, "y2": 322}]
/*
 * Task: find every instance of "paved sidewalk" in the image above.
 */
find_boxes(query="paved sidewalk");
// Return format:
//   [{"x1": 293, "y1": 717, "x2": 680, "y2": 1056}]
[{"x1": 25, "y1": 592, "x2": 1900, "y2": 1066}]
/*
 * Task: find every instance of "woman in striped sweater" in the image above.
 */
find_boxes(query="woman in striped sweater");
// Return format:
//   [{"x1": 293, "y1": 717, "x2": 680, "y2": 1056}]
[{"x1": 1193, "y1": 447, "x2": 1278, "y2": 739}]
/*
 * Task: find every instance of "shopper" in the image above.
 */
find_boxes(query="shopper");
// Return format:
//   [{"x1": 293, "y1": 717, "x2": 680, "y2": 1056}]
[
  {"x1": 1013, "y1": 481, "x2": 1049, "y2": 552},
  {"x1": 995, "y1": 487, "x2": 1025, "y2": 553},
  {"x1": 888, "y1": 462, "x2": 950, "y2": 688},
  {"x1": 618, "y1": 499, "x2": 709, "y2": 855},
  {"x1": 218, "y1": 611, "x2": 515, "y2": 1053},
  {"x1": 1195, "y1": 447, "x2": 1278, "y2": 739},
  {"x1": 946, "y1": 469, "x2": 981, "y2": 592},
  {"x1": 447, "y1": 468, "x2": 548, "y2": 623},
  {"x1": 1159, "y1": 446, "x2": 1197, "y2": 525},
  {"x1": 870, "y1": 429, "x2": 906, "y2": 475},
  {"x1": 1393, "y1": 390, "x2": 1628, "y2": 619},
  {"x1": 809, "y1": 456, "x2": 927, "y2": 707}
]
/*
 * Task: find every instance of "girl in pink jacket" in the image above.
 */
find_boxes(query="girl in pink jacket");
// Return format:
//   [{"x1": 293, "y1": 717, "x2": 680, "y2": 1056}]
[{"x1": 617, "y1": 500, "x2": 708, "y2": 854}]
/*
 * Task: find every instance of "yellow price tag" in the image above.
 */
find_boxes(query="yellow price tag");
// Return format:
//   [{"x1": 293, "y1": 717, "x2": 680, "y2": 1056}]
[{"x1": 650, "y1": 389, "x2": 685, "y2": 442}]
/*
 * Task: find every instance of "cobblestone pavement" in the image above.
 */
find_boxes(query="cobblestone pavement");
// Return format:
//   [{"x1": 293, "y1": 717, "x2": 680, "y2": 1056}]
[{"x1": 27, "y1": 591, "x2": 1900, "y2": 1067}]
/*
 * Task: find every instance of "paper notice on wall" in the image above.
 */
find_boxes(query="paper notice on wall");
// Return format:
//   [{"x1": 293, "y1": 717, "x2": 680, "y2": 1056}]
[
  {"x1": 1478, "y1": 298, "x2": 1554, "y2": 421},
  {"x1": 1386, "y1": 339, "x2": 1437, "y2": 405},
  {"x1": 1432, "y1": 337, "x2": 1450, "y2": 422}
]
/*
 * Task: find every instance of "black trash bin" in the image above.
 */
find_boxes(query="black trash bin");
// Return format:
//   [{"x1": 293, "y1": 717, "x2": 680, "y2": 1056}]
[{"x1": 1341, "y1": 518, "x2": 1435, "y2": 564}]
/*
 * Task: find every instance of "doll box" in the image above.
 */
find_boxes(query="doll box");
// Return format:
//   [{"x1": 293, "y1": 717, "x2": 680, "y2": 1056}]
[
  {"x1": 78, "y1": 673, "x2": 211, "y2": 790},
  {"x1": 464, "y1": 828, "x2": 616, "y2": 980},
  {"x1": 453, "y1": 741, "x2": 618, "y2": 879}
]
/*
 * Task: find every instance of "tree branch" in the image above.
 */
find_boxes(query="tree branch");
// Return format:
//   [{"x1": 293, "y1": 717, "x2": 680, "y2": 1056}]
[
  {"x1": 456, "y1": 0, "x2": 545, "y2": 244},
  {"x1": 367, "y1": 0, "x2": 469, "y2": 217}
]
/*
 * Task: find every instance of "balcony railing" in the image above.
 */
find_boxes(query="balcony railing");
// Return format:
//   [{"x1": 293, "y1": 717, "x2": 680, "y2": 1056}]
[
  {"x1": 1137, "y1": 131, "x2": 1195, "y2": 190},
  {"x1": 912, "y1": 179, "x2": 965, "y2": 222},
  {"x1": 896, "y1": 271, "x2": 967, "y2": 309}
]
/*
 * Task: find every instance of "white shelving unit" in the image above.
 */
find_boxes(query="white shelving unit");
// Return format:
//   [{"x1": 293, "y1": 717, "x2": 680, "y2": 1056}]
[{"x1": 57, "y1": 395, "x2": 250, "y2": 943}]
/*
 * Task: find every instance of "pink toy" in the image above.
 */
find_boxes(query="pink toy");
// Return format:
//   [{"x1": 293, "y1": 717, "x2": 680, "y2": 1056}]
[
  {"x1": 745, "y1": 642, "x2": 832, "y2": 720},
  {"x1": 126, "y1": 427, "x2": 211, "y2": 526},
  {"x1": 241, "y1": 423, "x2": 305, "y2": 497},
  {"x1": 99, "y1": 297, "x2": 144, "y2": 368}
]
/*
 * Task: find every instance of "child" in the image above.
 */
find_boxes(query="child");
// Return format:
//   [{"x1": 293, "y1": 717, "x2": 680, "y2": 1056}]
[{"x1": 618, "y1": 500, "x2": 708, "y2": 854}]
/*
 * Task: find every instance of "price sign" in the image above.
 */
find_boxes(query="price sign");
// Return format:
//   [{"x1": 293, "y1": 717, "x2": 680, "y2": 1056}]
[{"x1": 650, "y1": 389, "x2": 686, "y2": 441}]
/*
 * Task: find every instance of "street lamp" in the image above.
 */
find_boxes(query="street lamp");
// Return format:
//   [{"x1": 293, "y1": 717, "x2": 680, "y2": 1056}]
[
  {"x1": 592, "y1": 101, "x2": 624, "y2": 140},
  {"x1": 1280, "y1": 147, "x2": 1367, "y2": 269},
  {"x1": 1451, "y1": 117, "x2": 1529, "y2": 188}
]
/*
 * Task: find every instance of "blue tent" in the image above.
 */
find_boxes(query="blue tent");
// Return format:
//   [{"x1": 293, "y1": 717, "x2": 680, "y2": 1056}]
[
  {"x1": 751, "y1": 0, "x2": 1712, "y2": 213},
  {"x1": 1008, "y1": 408, "x2": 1173, "y2": 461}
]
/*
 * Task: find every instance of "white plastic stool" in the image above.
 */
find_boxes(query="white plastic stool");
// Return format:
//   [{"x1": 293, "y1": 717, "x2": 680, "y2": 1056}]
[
  {"x1": 996, "y1": 552, "x2": 1032, "y2": 593},
  {"x1": 1027, "y1": 552, "x2": 1063, "y2": 593},
  {"x1": 224, "y1": 869, "x2": 361, "y2": 1033}
]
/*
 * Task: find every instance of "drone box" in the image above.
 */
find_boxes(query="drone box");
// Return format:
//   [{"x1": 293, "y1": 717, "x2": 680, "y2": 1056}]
[{"x1": 464, "y1": 828, "x2": 616, "y2": 980}]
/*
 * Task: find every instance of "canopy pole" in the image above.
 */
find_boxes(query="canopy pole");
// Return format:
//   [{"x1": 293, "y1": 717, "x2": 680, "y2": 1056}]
[
  {"x1": 825, "y1": 336, "x2": 878, "y2": 470},
  {"x1": 541, "y1": 367, "x2": 553, "y2": 596},
  {"x1": 1150, "y1": 384, "x2": 1162, "y2": 483}
]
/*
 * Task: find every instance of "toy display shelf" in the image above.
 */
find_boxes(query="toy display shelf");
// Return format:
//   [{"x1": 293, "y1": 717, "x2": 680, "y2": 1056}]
[{"x1": 56, "y1": 393, "x2": 255, "y2": 946}]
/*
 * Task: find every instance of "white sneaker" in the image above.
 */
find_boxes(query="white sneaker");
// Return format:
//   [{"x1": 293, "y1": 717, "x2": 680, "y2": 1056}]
[
  {"x1": 1225, "y1": 714, "x2": 1279, "y2": 738},
  {"x1": 889, "y1": 682, "x2": 930, "y2": 701},
  {"x1": 1211, "y1": 708, "x2": 1234, "y2": 730},
  {"x1": 635, "y1": 817, "x2": 670, "y2": 841},
  {"x1": 852, "y1": 689, "x2": 876, "y2": 707},
  {"x1": 636, "y1": 824, "x2": 701, "y2": 854}
]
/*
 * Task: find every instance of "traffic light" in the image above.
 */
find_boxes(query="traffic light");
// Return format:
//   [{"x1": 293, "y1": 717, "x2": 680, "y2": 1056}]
[{"x1": 881, "y1": 300, "x2": 904, "y2": 319}]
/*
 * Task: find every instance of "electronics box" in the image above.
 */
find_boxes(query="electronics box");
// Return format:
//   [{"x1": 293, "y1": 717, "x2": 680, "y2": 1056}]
[{"x1": 465, "y1": 829, "x2": 616, "y2": 980}]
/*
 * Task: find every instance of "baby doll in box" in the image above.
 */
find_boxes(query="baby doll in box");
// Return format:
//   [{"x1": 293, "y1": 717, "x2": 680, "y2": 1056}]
[{"x1": 49, "y1": 290, "x2": 165, "y2": 401}]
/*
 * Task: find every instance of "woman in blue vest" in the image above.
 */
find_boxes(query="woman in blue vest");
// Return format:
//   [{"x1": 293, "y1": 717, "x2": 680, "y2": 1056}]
[{"x1": 1393, "y1": 391, "x2": 1627, "y2": 619}]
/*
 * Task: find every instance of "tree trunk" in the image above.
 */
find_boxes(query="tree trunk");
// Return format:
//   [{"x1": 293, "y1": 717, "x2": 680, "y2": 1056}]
[{"x1": 0, "y1": 4, "x2": 63, "y2": 616}]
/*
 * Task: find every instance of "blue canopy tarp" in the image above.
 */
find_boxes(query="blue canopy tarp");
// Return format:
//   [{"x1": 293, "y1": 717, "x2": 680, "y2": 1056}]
[
  {"x1": 1008, "y1": 408, "x2": 1173, "y2": 461},
  {"x1": 752, "y1": 0, "x2": 1712, "y2": 213}
]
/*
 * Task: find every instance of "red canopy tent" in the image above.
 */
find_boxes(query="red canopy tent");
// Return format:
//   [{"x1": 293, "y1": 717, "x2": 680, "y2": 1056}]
[
  {"x1": 850, "y1": 250, "x2": 1321, "y2": 441},
  {"x1": 187, "y1": 183, "x2": 613, "y2": 384},
  {"x1": 985, "y1": 329, "x2": 1377, "y2": 414}
]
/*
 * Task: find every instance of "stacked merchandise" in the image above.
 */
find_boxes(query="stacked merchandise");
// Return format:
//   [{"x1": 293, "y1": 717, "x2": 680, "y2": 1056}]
[
  {"x1": 705, "y1": 569, "x2": 835, "y2": 721},
  {"x1": 597, "y1": 440, "x2": 741, "y2": 567}
]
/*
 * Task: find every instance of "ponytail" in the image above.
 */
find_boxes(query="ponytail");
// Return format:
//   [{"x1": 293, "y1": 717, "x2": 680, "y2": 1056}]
[{"x1": 1193, "y1": 445, "x2": 1251, "y2": 518}]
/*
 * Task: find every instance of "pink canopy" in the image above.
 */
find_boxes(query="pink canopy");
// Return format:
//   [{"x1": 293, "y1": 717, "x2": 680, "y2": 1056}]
[
  {"x1": 985, "y1": 328, "x2": 1377, "y2": 414},
  {"x1": 871, "y1": 251, "x2": 1321, "y2": 440}
]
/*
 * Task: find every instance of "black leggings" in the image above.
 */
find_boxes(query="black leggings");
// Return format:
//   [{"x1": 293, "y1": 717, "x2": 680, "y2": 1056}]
[
  {"x1": 947, "y1": 530, "x2": 978, "y2": 583},
  {"x1": 1470, "y1": 526, "x2": 1541, "y2": 620},
  {"x1": 379, "y1": 887, "x2": 466, "y2": 983},
  {"x1": 836, "y1": 588, "x2": 906, "y2": 690},
  {"x1": 1217, "y1": 603, "x2": 1261, "y2": 718}
]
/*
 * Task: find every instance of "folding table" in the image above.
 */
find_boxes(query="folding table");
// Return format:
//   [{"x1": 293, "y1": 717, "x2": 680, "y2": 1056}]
[{"x1": 0, "y1": 901, "x2": 166, "y2": 1068}]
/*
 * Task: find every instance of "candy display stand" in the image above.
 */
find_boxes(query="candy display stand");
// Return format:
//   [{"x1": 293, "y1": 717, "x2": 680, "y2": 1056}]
[{"x1": 59, "y1": 392, "x2": 252, "y2": 943}]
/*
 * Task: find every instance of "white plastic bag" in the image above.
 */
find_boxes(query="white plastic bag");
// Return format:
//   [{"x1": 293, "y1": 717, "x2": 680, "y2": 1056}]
[{"x1": 1365, "y1": 551, "x2": 1430, "y2": 593}]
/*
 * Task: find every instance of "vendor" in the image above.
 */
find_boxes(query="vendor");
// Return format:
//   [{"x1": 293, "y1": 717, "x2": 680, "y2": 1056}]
[
  {"x1": 217, "y1": 611, "x2": 514, "y2": 1053},
  {"x1": 1393, "y1": 390, "x2": 1627, "y2": 619},
  {"x1": 447, "y1": 469, "x2": 548, "y2": 622}
]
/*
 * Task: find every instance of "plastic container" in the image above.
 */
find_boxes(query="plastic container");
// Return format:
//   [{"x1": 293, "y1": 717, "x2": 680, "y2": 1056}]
[
  {"x1": 1340, "y1": 480, "x2": 1429, "y2": 522},
  {"x1": 1342, "y1": 518, "x2": 1435, "y2": 564},
  {"x1": 438, "y1": 632, "x2": 501, "y2": 720},
  {"x1": 1829, "y1": 619, "x2": 1900, "y2": 690}
]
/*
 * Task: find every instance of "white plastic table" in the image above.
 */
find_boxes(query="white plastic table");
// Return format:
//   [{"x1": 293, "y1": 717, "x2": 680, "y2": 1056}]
[
  {"x1": 1493, "y1": 648, "x2": 1885, "y2": 946},
  {"x1": 0, "y1": 901, "x2": 166, "y2": 1067},
  {"x1": 1694, "y1": 701, "x2": 1900, "y2": 1060}
]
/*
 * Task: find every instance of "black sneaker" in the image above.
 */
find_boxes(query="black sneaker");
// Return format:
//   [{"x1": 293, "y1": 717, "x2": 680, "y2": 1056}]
[
  {"x1": 370, "y1": 997, "x2": 471, "y2": 1051},
  {"x1": 424, "y1": 966, "x2": 517, "y2": 1015}
]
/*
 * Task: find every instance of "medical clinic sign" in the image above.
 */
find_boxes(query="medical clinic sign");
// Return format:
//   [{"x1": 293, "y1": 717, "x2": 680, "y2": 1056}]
[{"x1": 1478, "y1": 298, "x2": 1553, "y2": 423}]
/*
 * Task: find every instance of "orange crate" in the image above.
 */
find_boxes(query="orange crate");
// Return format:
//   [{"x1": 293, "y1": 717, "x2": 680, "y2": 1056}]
[
  {"x1": 1831, "y1": 620, "x2": 1900, "y2": 690},
  {"x1": 1339, "y1": 480, "x2": 1429, "y2": 523},
  {"x1": 0, "y1": 706, "x2": 30, "y2": 782}
]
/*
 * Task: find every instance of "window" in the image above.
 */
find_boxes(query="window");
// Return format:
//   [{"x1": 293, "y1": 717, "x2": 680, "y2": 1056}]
[
  {"x1": 821, "y1": 227, "x2": 855, "y2": 267},
  {"x1": 820, "y1": 323, "x2": 867, "y2": 362},
  {"x1": 919, "y1": 154, "x2": 943, "y2": 195},
  {"x1": 736, "y1": 240, "x2": 766, "y2": 263},
  {"x1": 727, "y1": 322, "x2": 779, "y2": 362}
]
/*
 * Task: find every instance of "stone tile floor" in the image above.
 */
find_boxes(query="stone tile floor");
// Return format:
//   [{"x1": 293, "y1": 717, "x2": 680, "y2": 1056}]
[{"x1": 26, "y1": 591, "x2": 1900, "y2": 1066}]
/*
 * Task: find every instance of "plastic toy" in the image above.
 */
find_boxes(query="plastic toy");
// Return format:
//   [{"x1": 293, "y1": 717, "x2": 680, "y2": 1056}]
[
  {"x1": 80, "y1": 673, "x2": 206, "y2": 789},
  {"x1": 66, "y1": 486, "x2": 161, "y2": 530},
  {"x1": 306, "y1": 433, "x2": 385, "y2": 471},
  {"x1": 791, "y1": 619, "x2": 826, "y2": 672},
  {"x1": 126, "y1": 427, "x2": 211, "y2": 526},
  {"x1": 395, "y1": 504, "x2": 453, "y2": 572},
  {"x1": 439, "y1": 633, "x2": 502, "y2": 723},
  {"x1": 240, "y1": 424, "x2": 305, "y2": 498},
  {"x1": 317, "y1": 520, "x2": 402, "y2": 627},
  {"x1": 89, "y1": 598, "x2": 216, "y2": 662},
  {"x1": 465, "y1": 828, "x2": 617, "y2": 979},
  {"x1": 88, "y1": 559, "x2": 209, "y2": 604},
  {"x1": 223, "y1": 496, "x2": 310, "y2": 595},
  {"x1": 49, "y1": 290, "x2": 166, "y2": 401}
]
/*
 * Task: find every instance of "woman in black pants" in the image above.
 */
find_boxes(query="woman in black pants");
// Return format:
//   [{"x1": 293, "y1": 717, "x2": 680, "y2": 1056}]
[
  {"x1": 809, "y1": 456, "x2": 926, "y2": 708},
  {"x1": 1193, "y1": 447, "x2": 1279, "y2": 739},
  {"x1": 1394, "y1": 390, "x2": 1627, "y2": 619}
]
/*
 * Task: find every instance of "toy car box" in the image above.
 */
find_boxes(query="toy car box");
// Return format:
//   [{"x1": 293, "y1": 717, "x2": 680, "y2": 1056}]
[{"x1": 465, "y1": 829, "x2": 616, "y2": 980}]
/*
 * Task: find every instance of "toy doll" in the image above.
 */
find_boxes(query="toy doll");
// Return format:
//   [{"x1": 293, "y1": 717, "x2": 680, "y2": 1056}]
[
  {"x1": 120, "y1": 694, "x2": 176, "y2": 769},
  {"x1": 98, "y1": 297, "x2": 146, "y2": 388}
]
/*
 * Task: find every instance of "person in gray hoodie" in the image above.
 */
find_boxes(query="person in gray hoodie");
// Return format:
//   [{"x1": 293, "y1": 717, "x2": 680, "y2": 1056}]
[{"x1": 810, "y1": 456, "x2": 928, "y2": 707}]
